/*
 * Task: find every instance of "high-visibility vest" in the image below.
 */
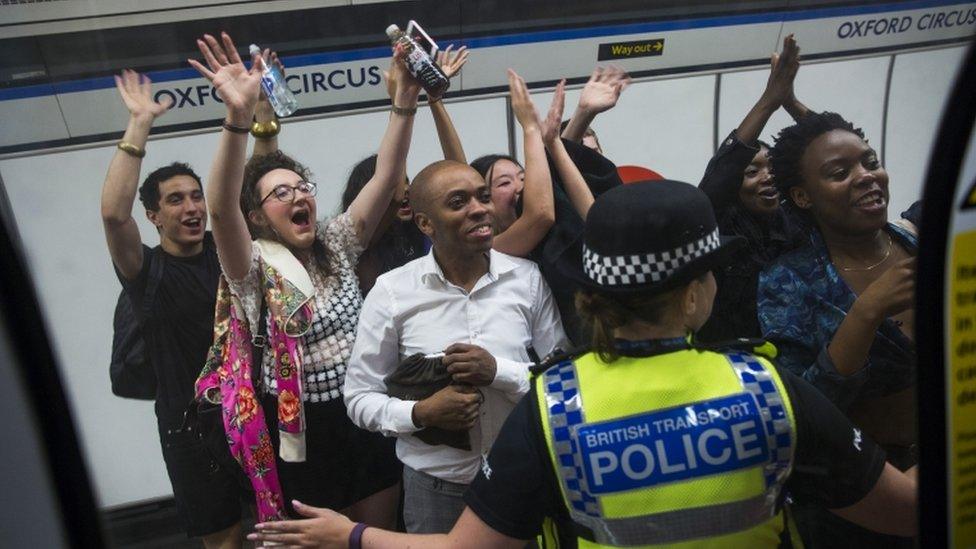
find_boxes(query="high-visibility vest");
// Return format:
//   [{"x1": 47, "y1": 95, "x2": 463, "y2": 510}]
[{"x1": 534, "y1": 347, "x2": 796, "y2": 548}]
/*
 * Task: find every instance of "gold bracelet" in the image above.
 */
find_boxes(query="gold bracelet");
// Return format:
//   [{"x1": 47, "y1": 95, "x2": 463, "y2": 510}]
[
  {"x1": 250, "y1": 119, "x2": 281, "y2": 139},
  {"x1": 117, "y1": 141, "x2": 145, "y2": 158},
  {"x1": 391, "y1": 105, "x2": 417, "y2": 116}
]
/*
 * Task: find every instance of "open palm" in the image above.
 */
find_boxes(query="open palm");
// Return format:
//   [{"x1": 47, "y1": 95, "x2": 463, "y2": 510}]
[
  {"x1": 578, "y1": 65, "x2": 630, "y2": 114},
  {"x1": 541, "y1": 79, "x2": 566, "y2": 145},
  {"x1": 115, "y1": 69, "x2": 171, "y2": 119},
  {"x1": 188, "y1": 32, "x2": 262, "y2": 116}
]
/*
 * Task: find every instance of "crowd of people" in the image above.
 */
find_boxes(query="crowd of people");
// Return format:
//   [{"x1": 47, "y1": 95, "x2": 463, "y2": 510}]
[{"x1": 102, "y1": 30, "x2": 919, "y2": 549}]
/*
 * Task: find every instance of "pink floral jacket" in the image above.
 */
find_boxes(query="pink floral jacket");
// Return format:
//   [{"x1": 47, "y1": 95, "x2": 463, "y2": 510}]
[{"x1": 195, "y1": 243, "x2": 314, "y2": 523}]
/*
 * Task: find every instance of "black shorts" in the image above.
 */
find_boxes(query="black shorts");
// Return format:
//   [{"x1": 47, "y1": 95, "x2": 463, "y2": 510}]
[
  {"x1": 158, "y1": 420, "x2": 251, "y2": 538},
  {"x1": 262, "y1": 396, "x2": 402, "y2": 517}
]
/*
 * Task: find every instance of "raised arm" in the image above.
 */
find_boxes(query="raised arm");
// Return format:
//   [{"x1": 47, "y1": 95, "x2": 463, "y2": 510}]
[
  {"x1": 560, "y1": 65, "x2": 630, "y2": 143},
  {"x1": 736, "y1": 34, "x2": 800, "y2": 145},
  {"x1": 699, "y1": 34, "x2": 799, "y2": 214},
  {"x1": 251, "y1": 49, "x2": 284, "y2": 157},
  {"x1": 542, "y1": 79, "x2": 595, "y2": 219},
  {"x1": 429, "y1": 45, "x2": 470, "y2": 163},
  {"x1": 492, "y1": 69, "x2": 556, "y2": 257},
  {"x1": 188, "y1": 32, "x2": 263, "y2": 280},
  {"x1": 346, "y1": 49, "x2": 421, "y2": 247},
  {"x1": 100, "y1": 70, "x2": 172, "y2": 280},
  {"x1": 826, "y1": 257, "x2": 915, "y2": 377}
]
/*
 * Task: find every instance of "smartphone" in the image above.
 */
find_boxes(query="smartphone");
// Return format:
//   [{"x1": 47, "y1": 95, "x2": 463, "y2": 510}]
[{"x1": 406, "y1": 19, "x2": 439, "y2": 58}]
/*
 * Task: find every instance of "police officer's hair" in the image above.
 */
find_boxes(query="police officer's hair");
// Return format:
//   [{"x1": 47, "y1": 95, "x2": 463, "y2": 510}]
[{"x1": 576, "y1": 287, "x2": 679, "y2": 362}]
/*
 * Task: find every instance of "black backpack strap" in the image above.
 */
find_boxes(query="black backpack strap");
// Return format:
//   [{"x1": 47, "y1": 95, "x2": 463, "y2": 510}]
[{"x1": 141, "y1": 248, "x2": 166, "y2": 320}]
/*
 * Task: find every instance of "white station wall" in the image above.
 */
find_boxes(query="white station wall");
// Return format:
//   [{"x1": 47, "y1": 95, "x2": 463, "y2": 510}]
[
  {"x1": 886, "y1": 46, "x2": 968, "y2": 217},
  {"x1": 516, "y1": 74, "x2": 716, "y2": 183},
  {"x1": 0, "y1": 45, "x2": 966, "y2": 507}
]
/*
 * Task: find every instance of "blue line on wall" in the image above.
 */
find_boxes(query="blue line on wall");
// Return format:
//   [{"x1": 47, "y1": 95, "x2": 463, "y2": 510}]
[{"x1": 0, "y1": 0, "x2": 971, "y2": 101}]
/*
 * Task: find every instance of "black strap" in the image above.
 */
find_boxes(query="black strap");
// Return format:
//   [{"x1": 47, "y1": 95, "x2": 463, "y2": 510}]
[
  {"x1": 251, "y1": 290, "x2": 269, "y2": 390},
  {"x1": 141, "y1": 248, "x2": 166, "y2": 320}
]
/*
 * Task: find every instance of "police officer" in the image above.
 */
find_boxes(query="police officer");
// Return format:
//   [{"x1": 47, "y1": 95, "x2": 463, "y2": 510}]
[{"x1": 249, "y1": 181, "x2": 917, "y2": 548}]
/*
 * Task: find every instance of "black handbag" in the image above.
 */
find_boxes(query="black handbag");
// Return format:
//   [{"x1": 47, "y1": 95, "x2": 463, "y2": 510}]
[
  {"x1": 109, "y1": 250, "x2": 164, "y2": 400},
  {"x1": 385, "y1": 353, "x2": 472, "y2": 451}
]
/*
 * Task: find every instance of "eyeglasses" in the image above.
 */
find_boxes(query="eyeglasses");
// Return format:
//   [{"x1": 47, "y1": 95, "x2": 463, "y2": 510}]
[{"x1": 259, "y1": 181, "x2": 318, "y2": 205}]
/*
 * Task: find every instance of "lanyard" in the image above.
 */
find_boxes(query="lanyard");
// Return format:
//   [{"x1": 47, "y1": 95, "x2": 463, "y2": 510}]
[{"x1": 614, "y1": 336, "x2": 691, "y2": 357}]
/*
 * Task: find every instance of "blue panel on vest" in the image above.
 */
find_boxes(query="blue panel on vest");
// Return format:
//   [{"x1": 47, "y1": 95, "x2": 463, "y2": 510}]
[{"x1": 574, "y1": 393, "x2": 768, "y2": 495}]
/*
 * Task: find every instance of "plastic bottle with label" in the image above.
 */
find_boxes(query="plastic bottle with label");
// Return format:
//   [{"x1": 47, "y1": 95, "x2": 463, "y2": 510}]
[
  {"x1": 249, "y1": 44, "x2": 298, "y2": 117},
  {"x1": 385, "y1": 24, "x2": 450, "y2": 98}
]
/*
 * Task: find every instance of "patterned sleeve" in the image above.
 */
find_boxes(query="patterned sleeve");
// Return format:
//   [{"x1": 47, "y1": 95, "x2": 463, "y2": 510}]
[
  {"x1": 757, "y1": 263, "x2": 821, "y2": 377},
  {"x1": 320, "y1": 211, "x2": 366, "y2": 267},
  {"x1": 757, "y1": 263, "x2": 868, "y2": 410},
  {"x1": 221, "y1": 240, "x2": 263, "y2": 330}
]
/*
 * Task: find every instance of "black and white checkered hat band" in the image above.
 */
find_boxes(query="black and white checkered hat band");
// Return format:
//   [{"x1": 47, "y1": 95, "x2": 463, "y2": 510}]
[{"x1": 583, "y1": 229, "x2": 721, "y2": 287}]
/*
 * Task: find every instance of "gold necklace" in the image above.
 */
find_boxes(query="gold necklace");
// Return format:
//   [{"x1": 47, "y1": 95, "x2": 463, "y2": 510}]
[{"x1": 839, "y1": 233, "x2": 892, "y2": 272}]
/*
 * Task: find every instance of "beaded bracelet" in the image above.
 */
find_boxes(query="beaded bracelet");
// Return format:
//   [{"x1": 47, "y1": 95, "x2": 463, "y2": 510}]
[{"x1": 222, "y1": 120, "x2": 251, "y2": 134}]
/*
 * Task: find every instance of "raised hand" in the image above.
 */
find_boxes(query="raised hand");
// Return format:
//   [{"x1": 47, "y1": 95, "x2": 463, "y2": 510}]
[
  {"x1": 187, "y1": 32, "x2": 263, "y2": 124},
  {"x1": 858, "y1": 257, "x2": 917, "y2": 321},
  {"x1": 436, "y1": 44, "x2": 470, "y2": 80},
  {"x1": 541, "y1": 79, "x2": 567, "y2": 146},
  {"x1": 761, "y1": 34, "x2": 801, "y2": 109},
  {"x1": 577, "y1": 65, "x2": 631, "y2": 115},
  {"x1": 114, "y1": 69, "x2": 171, "y2": 121},
  {"x1": 508, "y1": 69, "x2": 542, "y2": 131},
  {"x1": 390, "y1": 44, "x2": 422, "y2": 105},
  {"x1": 382, "y1": 56, "x2": 399, "y2": 101}
]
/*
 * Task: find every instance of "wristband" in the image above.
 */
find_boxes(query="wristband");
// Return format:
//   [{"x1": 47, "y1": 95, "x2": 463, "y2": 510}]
[
  {"x1": 250, "y1": 118, "x2": 281, "y2": 139},
  {"x1": 427, "y1": 96, "x2": 442, "y2": 105},
  {"x1": 222, "y1": 120, "x2": 251, "y2": 134},
  {"x1": 348, "y1": 522, "x2": 369, "y2": 549},
  {"x1": 391, "y1": 105, "x2": 417, "y2": 116},
  {"x1": 117, "y1": 141, "x2": 145, "y2": 158}
]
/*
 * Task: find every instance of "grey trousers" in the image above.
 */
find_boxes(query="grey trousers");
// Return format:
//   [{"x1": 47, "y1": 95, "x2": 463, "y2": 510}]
[{"x1": 402, "y1": 465, "x2": 469, "y2": 534}]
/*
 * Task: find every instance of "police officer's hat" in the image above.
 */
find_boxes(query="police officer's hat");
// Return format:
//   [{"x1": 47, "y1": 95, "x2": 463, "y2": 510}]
[{"x1": 558, "y1": 180, "x2": 744, "y2": 295}]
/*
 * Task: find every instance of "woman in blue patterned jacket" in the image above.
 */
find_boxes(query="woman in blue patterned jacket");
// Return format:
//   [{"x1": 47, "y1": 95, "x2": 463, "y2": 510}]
[{"x1": 757, "y1": 111, "x2": 916, "y2": 548}]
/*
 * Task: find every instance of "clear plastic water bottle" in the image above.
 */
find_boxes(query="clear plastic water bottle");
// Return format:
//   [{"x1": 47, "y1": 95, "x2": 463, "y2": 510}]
[
  {"x1": 386, "y1": 24, "x2": 450, "y2": 98},
  {"x1": 249, "y1": 44, "x2": 298, "y2": 117}
]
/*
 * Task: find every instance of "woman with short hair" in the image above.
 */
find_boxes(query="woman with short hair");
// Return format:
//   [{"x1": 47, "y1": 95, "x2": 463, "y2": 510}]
[{"x1": 758, "y1": 110, "x2": 917, "y2": 548}]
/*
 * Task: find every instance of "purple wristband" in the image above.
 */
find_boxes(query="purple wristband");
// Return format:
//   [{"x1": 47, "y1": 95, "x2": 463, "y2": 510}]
[{"x1": 349, "y1": 522, "x2": 369, "y2": 549}]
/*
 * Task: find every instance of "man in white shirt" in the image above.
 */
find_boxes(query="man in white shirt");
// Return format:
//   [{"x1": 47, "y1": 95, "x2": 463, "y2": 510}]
[{"x1": 344, "y1": 160, "x2": 568, "y2": 533}]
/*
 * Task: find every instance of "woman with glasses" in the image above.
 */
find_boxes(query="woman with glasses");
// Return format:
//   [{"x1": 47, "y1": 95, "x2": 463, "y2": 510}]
[{"x1": 189, "y1": 33, "x2": 420, "y2": 527}]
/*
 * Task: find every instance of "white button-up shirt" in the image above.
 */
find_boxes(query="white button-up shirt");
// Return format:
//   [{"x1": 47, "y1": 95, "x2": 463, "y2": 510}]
[{"x1": 344, "y1": 249, "x2": 568, "y2": 484}]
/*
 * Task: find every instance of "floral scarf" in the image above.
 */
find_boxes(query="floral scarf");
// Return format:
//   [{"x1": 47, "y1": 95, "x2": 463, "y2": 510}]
[{"x1": 195, "y1": 240, "x2": 313, "y2": 522}]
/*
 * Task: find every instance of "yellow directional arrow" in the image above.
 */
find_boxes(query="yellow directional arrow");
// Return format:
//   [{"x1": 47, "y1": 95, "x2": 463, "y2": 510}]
[{"x1": 964, "y1": 177, "x2": 976, "y2": 210}]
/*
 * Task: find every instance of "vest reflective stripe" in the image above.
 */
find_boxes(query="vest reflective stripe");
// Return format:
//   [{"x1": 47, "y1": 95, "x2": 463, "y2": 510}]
[
  {"x1": 543, "y1": 360, "x2": 602, "y2": 517},
  {"x1": 537, "y1": 350, "x2": 795, "y2": 547},
  {"x1": 726, "y1": 352, "x2": 793, "y2": 493}
]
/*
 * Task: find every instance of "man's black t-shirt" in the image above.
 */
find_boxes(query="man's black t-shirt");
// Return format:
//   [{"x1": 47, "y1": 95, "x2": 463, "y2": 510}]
[
  {"x1": 116, "y1": 234, "x2": 220, "y2": 425},
  {"x1": 464, "y1": 362, "x2": 887, "y2": 546}
]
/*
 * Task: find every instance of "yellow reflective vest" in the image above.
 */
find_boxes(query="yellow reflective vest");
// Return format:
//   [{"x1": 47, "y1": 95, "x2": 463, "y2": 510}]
[{"x1": 534, "y1": 346, "x2": 797, "y2": 548}]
